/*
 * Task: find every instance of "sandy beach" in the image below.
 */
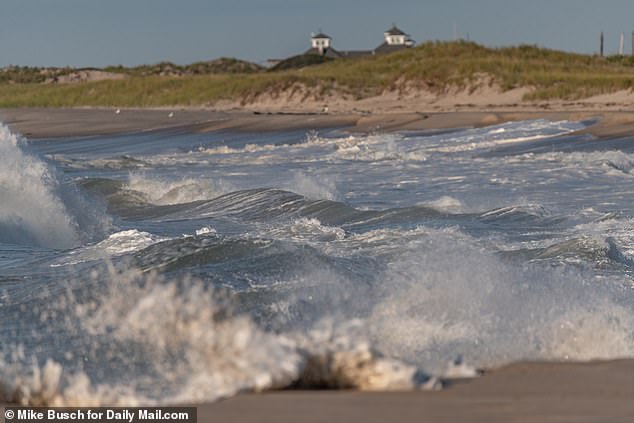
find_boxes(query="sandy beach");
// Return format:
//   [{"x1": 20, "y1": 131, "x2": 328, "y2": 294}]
[
  {"x1": 2, "y1": 105, "x2": 634, "y2": 422},
  {"x1": 201, "y1": 360, "x2": 634, "y2": 423},
  {"x1": 3, "y1": 106, "x2": 634, "y2": 139},
  {"x1": 2, "y1": 360, "x2": 634, "y2": 422}
]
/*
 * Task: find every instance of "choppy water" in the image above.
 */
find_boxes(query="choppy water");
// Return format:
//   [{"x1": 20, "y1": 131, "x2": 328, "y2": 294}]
[{"x1": 2, "y1": 117, "x2": 634, "y2": 405}]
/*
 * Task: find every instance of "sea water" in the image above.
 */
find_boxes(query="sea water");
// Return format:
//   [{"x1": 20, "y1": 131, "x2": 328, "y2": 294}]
[{"x1": 2, "y1": 118, "x2": 634, "y2": 405}]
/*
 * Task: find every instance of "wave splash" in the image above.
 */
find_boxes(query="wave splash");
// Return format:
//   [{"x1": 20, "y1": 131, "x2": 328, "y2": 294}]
[
  {"x1": 0, "y1": 125, "x2": 80, "y2": 249},
  {"x1": 124, "y1": 173, "x2": 229, "y2": 205},
  {"x1": 0, "y1": 265, "x2": 438, "y2": 406}
]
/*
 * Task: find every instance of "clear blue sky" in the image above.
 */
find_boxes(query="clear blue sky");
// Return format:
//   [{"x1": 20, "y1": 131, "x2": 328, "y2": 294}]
[{"x1": 2, "y1": 0, "x2": 634, "y2": 67}]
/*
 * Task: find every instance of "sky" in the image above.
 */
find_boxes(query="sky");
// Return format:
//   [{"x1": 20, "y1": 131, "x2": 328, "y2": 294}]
[{"x1": 2, "y1": 0, "x2": 634, "y2": 68}]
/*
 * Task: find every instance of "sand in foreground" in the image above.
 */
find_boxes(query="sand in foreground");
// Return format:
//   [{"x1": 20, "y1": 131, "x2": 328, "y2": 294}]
[
  {"x1": 200, "y1": 360, "x2": 634, "y2": 423},
  {"x1": 2, "y1": 361, "x2": 630, "y2": 422}
]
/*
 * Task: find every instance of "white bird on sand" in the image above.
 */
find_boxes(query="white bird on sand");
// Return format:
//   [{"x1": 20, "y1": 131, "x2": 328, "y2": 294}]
[
  {"x1": 168, "y1": 112, "x2": 174, "y2": 118},
  {"x1": 115, "y1": 109, "x2": 121, "y2": 115}
]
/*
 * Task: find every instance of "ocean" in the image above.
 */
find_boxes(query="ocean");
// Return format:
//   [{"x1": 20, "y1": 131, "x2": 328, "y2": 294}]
[{"x1": 1, "y1": 117, "x2": 634, "y2": 405}]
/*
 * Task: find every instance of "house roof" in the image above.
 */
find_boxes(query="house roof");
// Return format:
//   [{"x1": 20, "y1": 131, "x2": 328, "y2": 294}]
[
  {"x1": 339, "y1": 50, "x2": 374, "y2": 58},
  {"x1": 385, "y1": 26, "x2": 407, "y2": 36},
  {"x1": 374, "y1": 42, "x2": 410, "y2": 55},
  {"x1": 312, "y1": 32, "x2": 332, "y2": 39},
  {"x1": 304, "y1": 47, "x2": 342, "y2": 59}
]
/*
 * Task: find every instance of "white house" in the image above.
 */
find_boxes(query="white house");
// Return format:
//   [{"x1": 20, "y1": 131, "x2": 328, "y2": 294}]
[
  {"x1": 311, "y1": 32, "x2": 332, "y2": 54},
  {"x1": 375, "y1": 26, "x2": 415, "y2": 53},
  {"x1": 305, "y1": 25, "x2": 415, "y2": 58},
  {"x1": 388, "y1": 27, "x2": 414, "y2": 46}
]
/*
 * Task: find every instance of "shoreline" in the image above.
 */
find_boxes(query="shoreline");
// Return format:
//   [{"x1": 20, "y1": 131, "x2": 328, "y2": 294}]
[
  {"x1": 2, "y1": 107, "x2": 634, "y2": 139},
  {"x1": 198, "y1": 359, "x2": 634, "y2": 422},
  {"x1": 2, "y1": 359, "x2": 634, "y2": 421}
]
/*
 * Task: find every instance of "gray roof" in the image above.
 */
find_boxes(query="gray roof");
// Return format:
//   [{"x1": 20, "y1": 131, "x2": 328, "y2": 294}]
[
  {"x1": 385, "y1": 26, "x2": 407, "y2": 36},
  {"x1": 312, "y1": 32, "x2": 332, "y2": 39},
  {"x1": 305, "y1": 47, "x2": 343, "y2": 58},
  {"x1": 374, "y1": 42, "x2": 410, "y2": 55},
  {"x1": 339, "y1": 50, "x2": 374, "y2": 58}
]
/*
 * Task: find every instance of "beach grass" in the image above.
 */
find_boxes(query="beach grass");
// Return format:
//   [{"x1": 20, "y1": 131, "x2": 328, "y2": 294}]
[{"x1": 1, "y1": 41, "x2": 634, "y2": 107}]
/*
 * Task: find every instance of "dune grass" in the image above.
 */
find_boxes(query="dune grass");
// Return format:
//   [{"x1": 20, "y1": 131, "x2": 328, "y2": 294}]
[{"x1": 1, "y1": 41, "x2": 634, "y2": 107}]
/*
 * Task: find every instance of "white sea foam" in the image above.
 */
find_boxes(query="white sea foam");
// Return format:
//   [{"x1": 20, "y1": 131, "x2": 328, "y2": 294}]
[
  {"x1": 51, "y1": 230, "x2": 168, "y2": 267},
  {"x1": 535, "y1": 150, "x2": 634, "y2": 175},
  {"x1": 258, "y1": 223, "x2": 634, "y2": 373},
  {"x1": 281, "y1": 171, "x2": 340, "y2": 201},
  {"x1": 0, "y1": 125, "x2": 79, "y2": 249},
  {"x1": 420, "y1": 196, "x2": 466, "y2": 213},
  {"x1": 260, "y1": 218, "x2": 346, "y2": 243},
  {"x1": 201, "y1": 143, "x2": 280, "y2": 156},
  {"x1": 546, "y1": 301, "x2": 634, "y2": 360},
  {"x1": 195, "y1": 226, "x2": 217, "y2": 236},
  {"x1": 0, "y1": 266, "x2": 438, "y2": 406},
  {"x1": 362, "y1": 228, "x2": 634, "y2": 372},
  {"x1": 0, "y1": 359, "x2": 146, "y2": 407},
  {"x1": 422, "y1": 119, "x2": 586, "y2": 154},
  {"x1": 333, "y1": 134, "x2": 428, "y2": 162},
  {"x1": 125, "y1": 173, "x2": 229, "y2": 205}
]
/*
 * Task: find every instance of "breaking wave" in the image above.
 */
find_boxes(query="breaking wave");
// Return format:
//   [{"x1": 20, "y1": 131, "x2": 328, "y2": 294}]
[
  {"x1": 0, "y1": 266, "x2": 437, "y2": 406},
  {"x1": 0, "y1": 125, "x2": 109, "y2": 249}
]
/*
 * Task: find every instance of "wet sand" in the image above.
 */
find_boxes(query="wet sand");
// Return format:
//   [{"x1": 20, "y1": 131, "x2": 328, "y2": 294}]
[
  {"x1": 200, "y1": 360, "x2": 634, "y2": 423},
  {"x1": 2, "y1": 360, "x2": 632, "y2": 422},
  {"x1": 2, "y1": 107, "x2": 634, "y2": 138},
  {"x1": 0, "y1": 108, "x2": 229, "y2": 138}
]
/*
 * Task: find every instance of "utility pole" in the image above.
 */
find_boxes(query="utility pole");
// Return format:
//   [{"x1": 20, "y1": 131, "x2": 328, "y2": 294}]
[
  {"x1": 600, "y1": 31, "x2": 604, "y2": 57},
  {"x1": 620, "y1": 32, "x2": 625, "y2": 55}
]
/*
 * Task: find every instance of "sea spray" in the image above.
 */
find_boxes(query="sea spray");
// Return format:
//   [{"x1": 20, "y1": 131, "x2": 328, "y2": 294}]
[
  {"x1": 363, "y1": 228, "x2": 634, "y2": 371},
  {"x1": 0, "y1": 125, "x2": 79, "y2": 249},
  {"x1": 125, "y1": 173, "x2": 227, "y2": 205},
  {"x1": 282, "y1": 171, "x2": 340, "y2": 201},
  {"x1": 0, "y1": 262, "x2": 437, "y2": 406}
]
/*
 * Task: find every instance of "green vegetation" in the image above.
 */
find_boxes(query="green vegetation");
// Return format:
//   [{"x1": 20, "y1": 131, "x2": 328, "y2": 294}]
[
  {"x1": 103, "y1": 57, "x2": 263, "y2": 76},
  {"x1": 0, "y1": 66, "x2": 77, "y2": 84},
  {"x1": 2, "y1": 42, "x2": 634, "y2": 107}
]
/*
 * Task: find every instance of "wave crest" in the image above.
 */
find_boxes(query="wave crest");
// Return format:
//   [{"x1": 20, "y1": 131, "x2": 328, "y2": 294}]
[{"x1": 0, "y1": 125, "x2": 79, "y2": 248}]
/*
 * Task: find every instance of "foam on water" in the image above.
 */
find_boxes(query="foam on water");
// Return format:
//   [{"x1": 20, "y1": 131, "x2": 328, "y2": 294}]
[
  {"x1": 0, "y1": 265, "x2": 437, "y2": 406},
  {"x1": 422, "y1": 119, "x2": 587, "y2": 154},
  {"x1": 419, "y1": 196, "x2": 466, "y2": 214},
  {"x1": 0, "y1": 125, "x2": 79, "y2": 249},
  {"x1": 281, "y1": 171, "x2": 340, "y2": 201},
  {"x1": 51, "y1": 230, "x2": 169, "y2": 267},
  {"x1": 362, "y1": 228, "x2": 634, "y2": 371},
  {"x1": 243, "y1": 222, "x2": 634, "y2": 373},
  {"x1": 258, "y1": 217, "x2": 346, "y2": 243},
  {"x1": 330, "y1": 133, "x2": 430, "y2": 163},
  {"x1": 536, "y1": 150, "x2": 634, "y2": 175},
  {"x1": 125, "y1": 173, "x2": 228, "y2": 205}
]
